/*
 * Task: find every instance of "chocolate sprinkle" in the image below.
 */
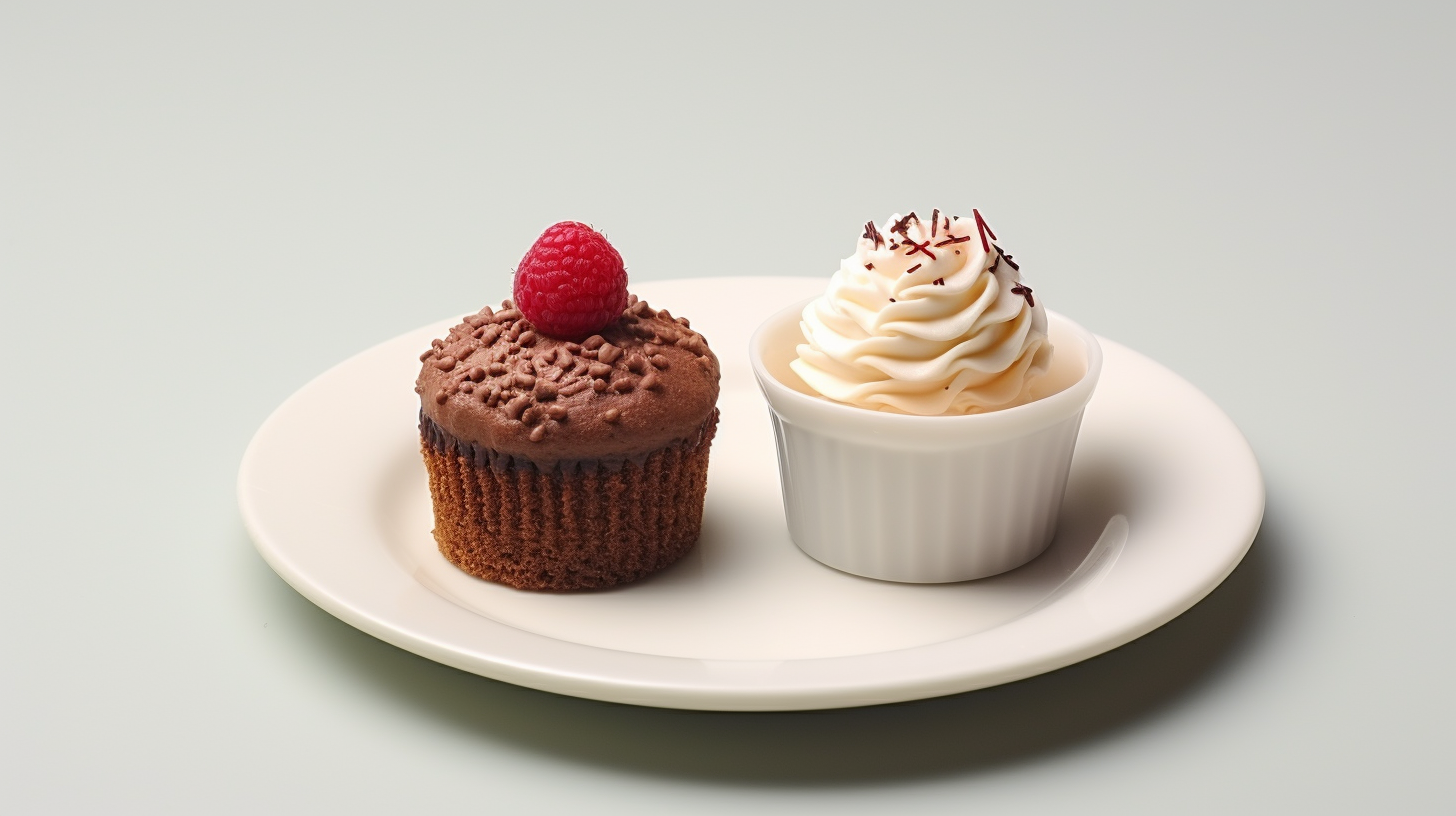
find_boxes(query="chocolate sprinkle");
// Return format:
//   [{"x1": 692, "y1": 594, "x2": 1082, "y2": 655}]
[
  {"x1": 557, "y1": 379, "x2": 592, "y2": 397},
  {"x1": 890, "y1": 212, "x2": 919, "y2": 236},
  {"x1": 972, "y1": 209, "x2": 997, "y2": 254},
  {"x1": 993, "y1": 245, "x2": 1020, "y2": 270},
  {"x1": 504, "y1": 395, "x2": 531, "y2": 421},
  {"x1": 862, "y1": 220, "x2": 886, "y2": 249}
]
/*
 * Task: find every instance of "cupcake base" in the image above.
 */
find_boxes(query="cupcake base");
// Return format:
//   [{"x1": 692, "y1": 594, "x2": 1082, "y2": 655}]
[{"x1": 420, "y1": 411, "x2": 718, "y2": 591}]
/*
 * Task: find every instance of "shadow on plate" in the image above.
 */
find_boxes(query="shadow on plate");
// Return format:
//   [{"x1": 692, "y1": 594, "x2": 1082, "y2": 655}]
[{"x1": 244, "y1": 500, "x2": 1283, "y2": 786}]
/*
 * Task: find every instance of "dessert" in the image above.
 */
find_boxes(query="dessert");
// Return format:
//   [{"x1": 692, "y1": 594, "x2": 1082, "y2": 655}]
[
  {"x1": 792, "y1": 209, "x2": 1052, "y2": 415},
  {"x1": 417, "y1": 222, "x2": 721, "y2": 591},
  {"x1": 751, "y1": 209, "x2": 1102, "y2": 582}
]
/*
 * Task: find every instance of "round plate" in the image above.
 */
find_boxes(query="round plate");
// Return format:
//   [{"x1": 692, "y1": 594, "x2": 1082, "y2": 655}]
[{"x1": 238, "y1": 277, "x2": 1263, "y2": 711}]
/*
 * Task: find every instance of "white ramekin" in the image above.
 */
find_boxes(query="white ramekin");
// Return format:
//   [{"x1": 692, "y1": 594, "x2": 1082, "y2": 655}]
[{"x1": 750, "y1": 300, "x2": 1103, "y2": 583}]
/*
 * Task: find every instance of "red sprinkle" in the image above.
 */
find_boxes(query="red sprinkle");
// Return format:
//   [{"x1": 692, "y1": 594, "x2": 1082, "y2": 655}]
[{"x1": 904, "y1": 239, "x2": 937, "y2": 260}]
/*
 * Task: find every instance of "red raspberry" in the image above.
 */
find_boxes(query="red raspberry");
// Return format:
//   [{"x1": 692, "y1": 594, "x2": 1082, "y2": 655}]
[{"x1": 512, "y1": 221, "x2": 629, "y2": 340}]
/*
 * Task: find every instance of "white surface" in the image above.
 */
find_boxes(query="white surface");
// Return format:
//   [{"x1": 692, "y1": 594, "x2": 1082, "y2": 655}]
[
  {"x1": 754, "y1": 302, "x2": 1104, "y2": 581},
  {"x1": 240, "y1": 278, "x2": 1259, "y2": 709},
  {"x1": 3, "y1": 2, "x2": 1453, "y2": 813}
]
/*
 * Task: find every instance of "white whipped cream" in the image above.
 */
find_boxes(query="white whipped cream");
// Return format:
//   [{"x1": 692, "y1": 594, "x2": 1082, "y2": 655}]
[{"x1": 791, "y1": 210, "x2": 1052, "y2": 415}]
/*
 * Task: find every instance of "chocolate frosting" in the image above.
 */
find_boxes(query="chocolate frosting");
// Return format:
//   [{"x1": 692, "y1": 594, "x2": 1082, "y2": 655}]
[{"x1": 416, "y1": 294, "x2": 721, "y2": 465}]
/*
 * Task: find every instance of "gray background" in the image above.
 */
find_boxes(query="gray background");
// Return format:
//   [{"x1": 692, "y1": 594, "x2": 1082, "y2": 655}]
[{"x1": 3, "y1": 1, "x2": 1451, "y2": 812}]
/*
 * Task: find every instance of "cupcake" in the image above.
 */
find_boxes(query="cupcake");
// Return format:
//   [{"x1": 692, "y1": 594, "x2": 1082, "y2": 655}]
[
  {"x1": 417, "y1": 221, "x2": 720, "y2": 591},
  {"x1": 751, "y1": 209, "x2": 1102, "y2": 582}
]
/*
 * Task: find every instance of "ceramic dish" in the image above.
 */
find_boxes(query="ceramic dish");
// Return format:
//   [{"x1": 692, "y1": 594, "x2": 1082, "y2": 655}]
[
  {"x1": 238, "y1": 277, "x2": 1263, "y2": 711},
  {"x1": 753, "y1": 301, "x2": 1103, "y2": 582}
]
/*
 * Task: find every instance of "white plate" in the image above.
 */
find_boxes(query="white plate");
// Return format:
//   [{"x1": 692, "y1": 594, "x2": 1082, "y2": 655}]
[{"x1": 239, "y1": 277, "x2": 1263, "y2": 711}]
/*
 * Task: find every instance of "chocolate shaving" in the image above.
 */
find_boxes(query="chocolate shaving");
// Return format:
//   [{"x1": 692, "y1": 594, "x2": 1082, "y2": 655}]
[
  {"x1": 906, "y1": 263, "x2": 922, "y2": 274},
  {"x1": 994, "y1": 245, "x2": 1020, "y2": 270},
  {"x1": 972, "y1": 209, "x2": 996, "y2": 253},
  {"x1": 934, "y1": 235, "x2": 971, "y2": 248},
  {"x1": 931, "y1": 208, "x2": 940, "y2": 238},
  {"x1": 862, "y1": 220, "x2": 885, "y2": 249},
  {"x1": 1011, "y1": 283, "x2": 1035, "y2": 306},
  {"x1": 890, "y1": 212, "x2": 919, "y2": 236}
]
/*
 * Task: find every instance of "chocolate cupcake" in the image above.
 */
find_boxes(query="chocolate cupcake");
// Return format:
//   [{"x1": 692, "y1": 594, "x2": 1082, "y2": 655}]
[{"x1": 416, "y1": 222, "x2": 720, "y2": 590}]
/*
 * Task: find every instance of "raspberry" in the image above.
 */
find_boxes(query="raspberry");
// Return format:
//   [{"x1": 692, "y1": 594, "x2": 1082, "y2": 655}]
[{"x1": 512, "y1": 221, "x2": 629, "y2": 340}]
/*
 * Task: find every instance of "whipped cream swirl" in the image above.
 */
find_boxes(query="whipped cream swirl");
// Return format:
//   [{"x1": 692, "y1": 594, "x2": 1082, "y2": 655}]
[{"x1": 791, "y1": 210, "x2": 1052, "y2": 415}]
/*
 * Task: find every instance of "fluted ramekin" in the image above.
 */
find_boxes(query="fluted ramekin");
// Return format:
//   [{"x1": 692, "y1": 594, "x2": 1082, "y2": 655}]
[{"x1": 750, "y1": 300, "x2": 1103, "y2": 583}]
